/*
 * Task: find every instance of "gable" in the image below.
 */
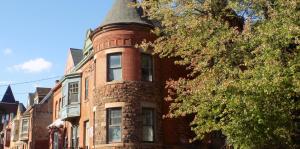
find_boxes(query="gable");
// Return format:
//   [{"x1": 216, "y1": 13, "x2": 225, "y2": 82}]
[{"x1": 64, "y1": 49, "x2": 83, "y2": 75}]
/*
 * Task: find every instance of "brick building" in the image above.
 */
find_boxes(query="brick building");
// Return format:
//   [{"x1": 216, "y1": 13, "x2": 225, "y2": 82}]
[
  {"x1": 6, "y1": 102, "x2": 26, "y2": 149},
  {"x1": 49, "y1": 0, "x2": 209, "y2": 149},
  {"x1": 11, "y1": 87, "x2": 53, "y2": 149},
  {"x1": 49, "y1": 34, "x2": 94, "y2": 149}
]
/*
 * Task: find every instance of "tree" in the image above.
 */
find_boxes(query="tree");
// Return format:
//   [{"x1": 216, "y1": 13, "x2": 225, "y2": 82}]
[{"x1": 138, "y1": 0, "x2": 300, "y2": 148}]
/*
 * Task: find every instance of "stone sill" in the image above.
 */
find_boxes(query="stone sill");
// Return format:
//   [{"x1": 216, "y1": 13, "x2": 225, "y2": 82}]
[
  {"x1": 95, "y1": 143, "x2": 158, "y2": 148},
  {"x1": 105, "y1": 80, "x2": 125, "y2": 85},
  {"x1": 105, "y1": 80, "x2": 156, "y2": 85}
]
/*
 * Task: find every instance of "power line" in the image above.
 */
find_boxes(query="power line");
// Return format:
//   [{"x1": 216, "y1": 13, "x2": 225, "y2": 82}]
[{"x1": 0, "y1": 76, "x2": 61, "y2": 87}]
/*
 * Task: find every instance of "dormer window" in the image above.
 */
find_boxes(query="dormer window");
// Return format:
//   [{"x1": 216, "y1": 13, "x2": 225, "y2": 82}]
[{"x1": 107, "y1": 53, "x2": 122, "y2": 82}]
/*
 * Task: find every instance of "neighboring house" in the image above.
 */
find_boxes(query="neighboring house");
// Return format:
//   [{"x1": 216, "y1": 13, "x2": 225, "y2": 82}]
[
  {"x1": 48, "y1": 0, "x2": 210, "y2": 149},
  {"x1": 7, "y1": 103, "x2": 26, "y2": 149},
  {"x1": 49, "y1": 44, "x2": 91, "y2": 149},
  {"x1": 0, "y1": 86, "x2": 20, "y2": 149},
  {"x1": 16, "y1": 87, "x2": 53, "y2": 149}
]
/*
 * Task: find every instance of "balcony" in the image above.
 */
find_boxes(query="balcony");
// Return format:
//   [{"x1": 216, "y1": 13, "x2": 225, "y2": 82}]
[{"x1": 60, "y1": 103, "x2": 80, "y2": 120}]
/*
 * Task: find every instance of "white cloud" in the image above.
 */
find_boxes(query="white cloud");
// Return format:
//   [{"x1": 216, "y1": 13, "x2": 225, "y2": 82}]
[
  {"x1": 13, "y1": 58, "x2": 53, "y2": 73},
  {"x1": 3, "y1": 48, "x2": 13, "y2": 55}
]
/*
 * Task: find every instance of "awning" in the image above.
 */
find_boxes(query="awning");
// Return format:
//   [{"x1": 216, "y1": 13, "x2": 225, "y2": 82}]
[{"x1": 47, "y1": 119, "x2": 64, "y2": 129}]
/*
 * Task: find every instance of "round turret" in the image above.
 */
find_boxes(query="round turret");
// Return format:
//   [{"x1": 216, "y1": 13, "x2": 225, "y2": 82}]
[{"x1": 91, "y1": 0, "x2": 162, "y2": 148}]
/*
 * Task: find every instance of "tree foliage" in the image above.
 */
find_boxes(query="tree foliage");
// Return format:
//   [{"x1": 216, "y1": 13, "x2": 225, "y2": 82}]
[{"x1": 138, "y1": 0, "x2": 300, "y2": 148}]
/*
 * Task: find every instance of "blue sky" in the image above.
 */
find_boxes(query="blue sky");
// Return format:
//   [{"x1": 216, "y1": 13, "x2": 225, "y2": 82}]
[{"x1": 0, "y1": 0, "x2": 114, "y2": 105}]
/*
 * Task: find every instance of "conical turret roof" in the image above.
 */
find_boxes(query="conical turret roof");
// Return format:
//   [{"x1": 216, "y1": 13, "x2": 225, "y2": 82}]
[
  {"x1": 100, "y1": 0, "x2": 153, "y2": 28},
  {"x1": 1, "y1": 85, "x2": 16, "y2": 103}
]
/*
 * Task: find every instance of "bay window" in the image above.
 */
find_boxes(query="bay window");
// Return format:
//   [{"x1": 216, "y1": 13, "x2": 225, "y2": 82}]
[
  {"x1": 68, "y1": 82, "x2": 79, "y2": 103},
  {"x1": 60, "y1": 76, "x2": 81, "y2": 120}
]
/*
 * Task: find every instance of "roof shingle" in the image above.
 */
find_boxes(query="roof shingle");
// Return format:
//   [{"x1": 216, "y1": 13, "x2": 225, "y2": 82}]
[{"x1": 100, "y1": 0, "x2": 153, "y2": 28}]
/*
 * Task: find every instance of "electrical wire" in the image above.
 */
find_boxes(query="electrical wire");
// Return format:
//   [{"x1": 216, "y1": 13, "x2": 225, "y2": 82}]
[{"x1": 0, "y1": 75, "x2": 61, "y2": 87}]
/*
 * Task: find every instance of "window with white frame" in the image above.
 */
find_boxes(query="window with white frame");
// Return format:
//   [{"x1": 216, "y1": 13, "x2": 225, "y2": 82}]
[
  {"x1": 107, "y1": 108, "x2": 122, "y2": 143},
  {"x1": 21, "y1": 118, "x2": 29, "y2": 138},
  {"x1": 68, "y1": 82, "x2": 79, "y2": 103},
  {"x1": 107, "y1": 53, "x2": 122, "y2": 82},
  {"x1": 142, "y1": 108, "x2": 154, "y2": 142},
  {"x1": 141, "y1": 54, "x2": 153, "y2": 81}
]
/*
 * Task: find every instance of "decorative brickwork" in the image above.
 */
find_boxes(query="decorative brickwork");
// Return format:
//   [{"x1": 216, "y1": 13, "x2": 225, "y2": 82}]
[{"x1": 92, "y1": 25, "x2": 154, "y2": 53}]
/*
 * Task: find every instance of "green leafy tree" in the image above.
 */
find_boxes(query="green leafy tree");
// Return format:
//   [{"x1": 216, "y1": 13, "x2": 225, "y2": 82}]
[{"x1": 138, "y1": 0, "x2": 300, "y2": 148}]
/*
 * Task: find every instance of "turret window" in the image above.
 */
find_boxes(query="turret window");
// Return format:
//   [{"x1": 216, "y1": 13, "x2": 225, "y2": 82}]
[
  {"x1": 107, "y1": 53, "x2": 122, "y2": 82},
  {"x1": 107, "y1": 108, "x2": 122, "y2": 143},
  {"x1": 141, "y1": 54, "x2": 153, "y2": 81},
  {"x1": 142, "y1": 108, "x2": 154, "y2": 142}
]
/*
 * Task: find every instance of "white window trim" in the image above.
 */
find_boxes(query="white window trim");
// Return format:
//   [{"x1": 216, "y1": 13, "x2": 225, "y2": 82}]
[
  {"x1": 20, "y1": 118, "x2": 29, "y2": 138},
  {"x1": 104, "y1": 102, "x2": 125, "y2": 144}
]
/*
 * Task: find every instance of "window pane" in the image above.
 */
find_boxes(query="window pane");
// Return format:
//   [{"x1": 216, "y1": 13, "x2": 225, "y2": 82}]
[
  {"x1": 108, "y1": 126, "x2": 121, "y2": 142},
  {"x1": 69, "y1": 82, "x2": 79, "y2": 103},
  {"x1": 109, "y1": 54, "x2": 121, "y2": 68},
  {"x1": 143, "y1": 127, "x2": 154, "y2": 142},
  {"x1": 142, "y1": 108, "x2": 154, "y2": 142},
  {"x1": 108, "y1": 108, "x2": 121, "y2": 143},
  {"x1": 143, "y1": 109, "x2": 154, "y2": 125},
  {"x1": 108, "y1": 54, "x2": 122, "y2": 81},
  {"x1": 142, "y1": 54, "x2": 151, "y2": 68},
  {"x1": 108, "y1": 68, "x2": 122, "y2": 81}
]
